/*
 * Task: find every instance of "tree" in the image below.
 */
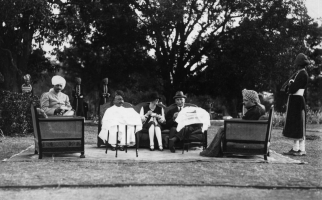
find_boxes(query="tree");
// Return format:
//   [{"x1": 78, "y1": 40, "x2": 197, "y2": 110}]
[
  {"x1": 130, "y1": 0, "x2": 291, "y2": 102},
  {"x1": 0, "y1": 0, "x2": 56, "y2": 91},
  {"x1": 52, "y1": 0, "x2": 162, "y2": 101},
  {"x1": 189, "y1": 0, "x2": 322, "y2": 115}
]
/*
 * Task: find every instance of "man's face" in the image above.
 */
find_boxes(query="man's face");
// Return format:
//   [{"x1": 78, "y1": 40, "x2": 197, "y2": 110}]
[
  {"x1": 76, "y1": 78, "x2": 81, "y2": 85},
  {"x1": 175, "y1": 98, "x2": 185, "y2": 107},
  {"x1": 243, "y1": 98, "x2": 255, "y2": 109},
  {"x1": 114, "y1": 95, "x2": 124, "y2": 107},
  {"x1": 25, "y1": 80, "x2": 30, "y2": 85},
  {"x1": 53, "y1": 84, "x2": 63, "y2": 93}
]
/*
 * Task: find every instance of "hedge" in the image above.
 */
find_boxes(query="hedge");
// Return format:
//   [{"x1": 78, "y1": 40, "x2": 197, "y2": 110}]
[{"x1": 0, "y1": 90, "x2": 40, "y2": 136}]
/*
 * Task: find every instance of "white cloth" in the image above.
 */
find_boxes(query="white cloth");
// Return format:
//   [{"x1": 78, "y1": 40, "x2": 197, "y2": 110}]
[
  {"x1": 52, "y1": 75, "x2": 66, "y2": 89},
  {"x1": 175, "y1": 107, "x2": 210, "y2": 132},
  {"x1": 99, "y1": 105, "x2": 142, "y2": 146}
]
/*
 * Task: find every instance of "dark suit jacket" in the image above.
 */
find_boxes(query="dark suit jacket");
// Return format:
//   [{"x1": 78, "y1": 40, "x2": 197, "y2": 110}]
[{"x1": 165, "y1": 105, "x2": 186, "y2": 129}]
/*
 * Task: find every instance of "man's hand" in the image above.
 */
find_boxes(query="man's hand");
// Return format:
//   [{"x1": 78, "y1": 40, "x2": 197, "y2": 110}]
[
  {"x1": 173, "y1": 112, "x2": 179, "y2": 119},
  {"x1": 54, "y1": 108, "x2": 63, "y2": 115},
  {"x1": 147, "y1": 110, "x2": 153, "y2": 116}
]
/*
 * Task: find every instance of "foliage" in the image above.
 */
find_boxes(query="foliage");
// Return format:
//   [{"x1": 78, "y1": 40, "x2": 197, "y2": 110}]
[
  {"x1": 0, "y1": 90, "x2": 40, "y2": 136},
  {"x1": 191, "y1": 0, "x2": 322, "y2": 114},
  {"x1": 0, "y1": 0, "x2": 56, "y2": 91},
  {"x1": 307, "y1": 108, "x2": 322, "y2": 125},
  {"x1": 272, "y1": 107, "x2": 322, "y2": 128}
]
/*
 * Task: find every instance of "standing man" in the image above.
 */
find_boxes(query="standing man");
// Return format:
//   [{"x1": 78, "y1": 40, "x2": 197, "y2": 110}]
[
  {"x1": 21, "y1": 74, "x2": 32, "y2": 94},
  {"x1": 100, "y1": 78, "x2": 110, "y2": 105},
  {"x1": 283, "y1": 53, "x2": 310, "y2": 156},
  {"x1": 166, "y1": 91, "x2": 202, "y2": 153},
  {"x1": 72, "y1": 77, "x2": 85, "y2": 117}
]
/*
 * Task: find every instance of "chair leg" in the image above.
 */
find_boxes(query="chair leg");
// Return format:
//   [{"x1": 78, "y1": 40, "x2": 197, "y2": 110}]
[
  {"x1": 80, "y1": 152, "x2": 85, "y2": 158},
  {"x1": 125, "y1": 126, "x2": 128, "y2": 153},
  {"x1": 105, "y1": 131, "x2": 109, "y2": 154},
  {"x1": 116, "y1": 129, "x2": 118, "y2": 158},
  {"x1": 182, "y1": 127, "x2": 186, "y2": 154},
  {"x1": 264, "y1": 155, "x2": 268, "y2": 161},
  {"x1": 135, "y1": 126, "x2": 138, "y2": 157}
]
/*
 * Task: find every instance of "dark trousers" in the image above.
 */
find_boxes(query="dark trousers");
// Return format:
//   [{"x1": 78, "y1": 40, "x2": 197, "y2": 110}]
[{"x1": 169, "y1": 125, "x2": 202, "y2": 141}]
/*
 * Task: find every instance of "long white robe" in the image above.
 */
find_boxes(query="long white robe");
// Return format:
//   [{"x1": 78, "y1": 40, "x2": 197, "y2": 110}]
[{"x1": 99, "y1": 105, "x2": 142, "y2": 146}]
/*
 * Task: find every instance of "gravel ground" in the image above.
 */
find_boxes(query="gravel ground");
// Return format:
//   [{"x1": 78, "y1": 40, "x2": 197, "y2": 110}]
[
  {"x1": 0, "y1": 186, "x2": 321, "y2": 200},
  {"x1": 0, "y1": 125, "x2": 321, "y2": 199}
]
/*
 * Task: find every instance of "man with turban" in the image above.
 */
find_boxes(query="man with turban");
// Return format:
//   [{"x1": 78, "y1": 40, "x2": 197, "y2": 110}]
[
  {"x1": 40, "y1": 75, "x2": 73, "y2": 116},
  {"x1": 21, "y1": 74, "x2": 32, "y2": 94},
  {"x1": 200, "y1": 89, "x2": 265, "y2": 157},
  {"x1": 282, "y1": 53, "x2": 310, "y2": 156}
]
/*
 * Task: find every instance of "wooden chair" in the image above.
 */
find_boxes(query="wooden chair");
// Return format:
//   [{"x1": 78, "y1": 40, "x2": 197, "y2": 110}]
[
  {"x1": 222, "y1": 105, "x2": 274, "y2": 160},
  {"x1": 30, "y1": 104, "x2": 85, "y2": 159}
]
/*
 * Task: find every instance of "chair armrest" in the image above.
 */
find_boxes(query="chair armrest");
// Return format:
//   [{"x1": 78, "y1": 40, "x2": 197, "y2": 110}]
[
  {"x1": 224, "y1": 119, "x2": 268, "y2": 124},
  {"x1": 38, "y1": 117, "x2": 84, "y2": 122}
]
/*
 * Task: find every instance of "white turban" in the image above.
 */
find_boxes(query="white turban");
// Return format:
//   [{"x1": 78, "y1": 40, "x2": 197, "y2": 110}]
[{"x1": 52, "y1": 75, "x2": 66, "y2": 89}]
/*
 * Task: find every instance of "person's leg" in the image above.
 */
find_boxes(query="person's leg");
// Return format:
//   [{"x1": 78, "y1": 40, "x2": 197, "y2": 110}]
[
  {"x1": 200, "y1": 126, "x2": 224, "y2": 157},
  {"x1": 294, "y1": 137, "x2": 306, "y2": 156},
  {"x1": 293, "y1": 140, "x2": 300, "y2": 151},
  {"x1": 149, "y1": 125, "x2": 155, "y2": 150},
  {"x1": 169, "y1": 127, "x2": 178, "y2": 153},
  {"x1": 155, "y1": 126, "x2": 163, "y2": 151}
]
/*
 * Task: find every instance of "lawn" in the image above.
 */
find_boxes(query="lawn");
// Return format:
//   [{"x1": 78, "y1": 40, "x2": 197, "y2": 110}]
[{"x1": 0, "y1": 125, "x2": 321, "y2": 188}]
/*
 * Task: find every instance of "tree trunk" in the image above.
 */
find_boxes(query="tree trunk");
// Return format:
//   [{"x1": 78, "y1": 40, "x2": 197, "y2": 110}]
[{"x1": 0, "y1": 50, "x2": 19, "y2": 92}]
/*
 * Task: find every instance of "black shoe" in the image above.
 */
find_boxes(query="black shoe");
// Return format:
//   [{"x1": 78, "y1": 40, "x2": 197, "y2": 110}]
[
  {"x1": 283, "y1": 149, "x2": 299, "y2": 155},
  {"x1": 169, "y1": 140, "x2": 175, "y2": 153},
  {"x1": 119, "y1": 146, "x2": 125, "y2": 151},
  {"x1": 159, "y1": 145, "x2": 163, "y2": 151},
  {"x1": 111, "y1": 147, "x2": 116, "y2": 151}
]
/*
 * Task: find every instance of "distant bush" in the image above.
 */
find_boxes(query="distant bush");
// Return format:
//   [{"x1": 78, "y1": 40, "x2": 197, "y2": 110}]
[
  {"x1": 272, "y1": 106, "x2": 322, "y2": 128},
  {"x1": 0, "y1": 90, "x2": 40, "y2": 136}
]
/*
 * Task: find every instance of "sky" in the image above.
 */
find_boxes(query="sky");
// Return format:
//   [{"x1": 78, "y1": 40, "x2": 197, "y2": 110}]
[{"x1": 306, "y1": 0, "x2": 322, "y2": 20}]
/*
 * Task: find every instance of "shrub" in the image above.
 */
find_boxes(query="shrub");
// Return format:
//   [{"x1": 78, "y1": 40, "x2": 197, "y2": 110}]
[
  {"x1": 272, "y1": 112, "x2": 286, "y2": 128},
  {"x1": 0, "y1": 90, "x2": 40, "y2": 136},
  {"x1": 307, "y1": 109, "x2": 322, "y2": 124},
  {"x1": 272, "y1": 106, "x2": 322, "y2": 128}
]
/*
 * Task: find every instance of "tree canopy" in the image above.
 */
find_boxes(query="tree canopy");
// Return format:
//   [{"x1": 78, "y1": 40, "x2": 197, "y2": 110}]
[{"x1": 0, "y1": 0, "x2": 321, "y2": 112}]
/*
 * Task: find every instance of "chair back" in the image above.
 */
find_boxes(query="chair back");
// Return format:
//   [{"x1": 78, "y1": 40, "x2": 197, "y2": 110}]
[
  {"x1": 164, "y1": 103, "x2": 197, "y2": 115},
  {"x1": 30, "y1": 104, "x2": 40, "y2": 143},
  {"x1": 265, "y1": 105, "x2": 274, "y2": 144}
]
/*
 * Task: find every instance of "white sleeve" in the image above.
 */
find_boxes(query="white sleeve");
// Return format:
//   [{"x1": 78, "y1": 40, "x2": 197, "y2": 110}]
[{"x1": 140, "y1": 107, "x2": 147, "y2": 122}]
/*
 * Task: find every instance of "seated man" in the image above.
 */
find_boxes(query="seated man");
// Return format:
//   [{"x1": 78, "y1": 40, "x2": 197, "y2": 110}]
[
  {"x1": 41, "y1": 75, "x2": 73, "y2": 116},
  {"x1": 99, "y1": 90, "x2": 142, "y2": 151},
  {"x1": 200, "y1": 89, "x2": 265, "y2": 157},
  {"x1": 166, "y1": 91, "x2": 203, "y2": 153}
]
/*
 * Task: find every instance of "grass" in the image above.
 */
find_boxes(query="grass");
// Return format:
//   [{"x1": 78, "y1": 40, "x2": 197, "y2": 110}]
[{"x1": 0, "y1": 125, "x2": 321, "y2": 187}]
